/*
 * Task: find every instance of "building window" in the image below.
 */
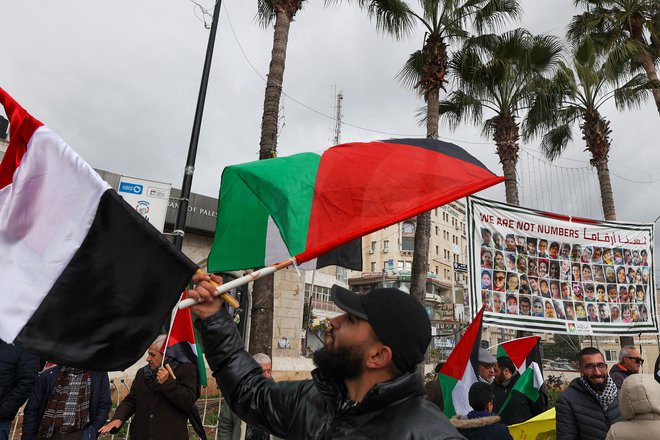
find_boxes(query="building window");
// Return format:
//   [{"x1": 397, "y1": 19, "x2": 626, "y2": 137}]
[
  {"x1": 397, "y1": 260, "x2": 404, "y2": 270},
  {"x1": 402, "y1": 221, "x2": 415, "y2": 235},
  {"x1": 605, "y1": 350, "x2": 618, "y2": 362},
  {"x1": 304, "y1": 284, "x2": 331, "y2": 302},
  {"x1": 383, "y1": 240, "x2": 389, "y2": 252},
  {"x1": 405, "y1": 261, "x2": 412, "y2": 270},
  {"x1": 435, "y1": 225, "x2": 439, "y2": 235},
  {"x1": 402, "y1": 236, "x2": 414, "y2": 251},
  {"x1": 370, "y1": 241, "x2": 376, "y2": 252},
  {"x1": 435, "y1": 245, "x2": 439, "y2": 255},
  {"x1": 370, "y1": 262, "x2": 376, "y2": 272},
  {"x1": 435, "y1": 266, "x2": 439, "y2": 274}
]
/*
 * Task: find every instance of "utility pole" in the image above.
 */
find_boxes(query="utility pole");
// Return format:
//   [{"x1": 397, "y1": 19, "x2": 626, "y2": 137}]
[
  {"x1": 333, "y1": 89, "x2": 343, "y2": 146},
  {"x1": 172, "y1": 0, "x2": 222, "y2": 250}
]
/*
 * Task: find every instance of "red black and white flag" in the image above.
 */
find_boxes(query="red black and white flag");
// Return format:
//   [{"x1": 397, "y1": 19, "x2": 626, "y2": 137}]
[{"x1": 0, "y1": 87, "x2": 197, "y2": 371}]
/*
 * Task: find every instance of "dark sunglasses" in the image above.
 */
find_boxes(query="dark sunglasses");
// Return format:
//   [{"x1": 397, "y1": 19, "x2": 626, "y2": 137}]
[{"x1": 625, "y1": 356, "x2": 644, "y2": 364}]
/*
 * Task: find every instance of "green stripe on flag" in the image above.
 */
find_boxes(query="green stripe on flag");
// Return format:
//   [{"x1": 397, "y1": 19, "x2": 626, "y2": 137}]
[
  {"x1": 208, "y1": 153, "x2": 320, "y2": 272},
  {"x1": 497, "y1": 367, "x2": 540, "y2": 415},
  {"x1": 439, "y1": 373, "x2": 458, "y2": 418},
  {"x1": 496, "y1": 345, "x2": 508, "y2": 358},
  {"x1": 194, "y1": 327, "x2": 207, "y2": 387}
]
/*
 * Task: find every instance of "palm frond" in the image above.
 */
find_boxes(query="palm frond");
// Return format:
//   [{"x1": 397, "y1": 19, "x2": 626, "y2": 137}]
[
  {"x1": 540, "y1": 124, "x2": 573, "y2": 161},
  {"x1": 256, "y1": 0, "x2": 276, "y2": 27},
  {"x1": 397, "y1": 50, "x2": 425, "y2": 93},
  {"x1": 613, "y1": 73, "x2": 659, "y2": 110},
  {"x1": 438, "y1": 90, "x2": 484, "y2": 130},
  {"x1": 471, "y1": 0, "x2": 522, "y2": 34},
  {"x1": 362, "y1": 0, "x2": 415, "y2": 39}
]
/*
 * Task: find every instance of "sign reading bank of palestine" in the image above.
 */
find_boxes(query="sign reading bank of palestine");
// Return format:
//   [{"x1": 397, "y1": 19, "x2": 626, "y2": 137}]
[
  {"x1": 467, "y1": 196, "x2": 657, "y2": 336},
  {"x1": 118, "y1": 176, "x2": 171, "y2": 233}
]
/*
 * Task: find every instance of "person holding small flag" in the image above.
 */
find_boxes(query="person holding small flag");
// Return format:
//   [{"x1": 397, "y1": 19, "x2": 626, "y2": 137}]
[
  {"x1": 493, "y1": 356, "x2": 544, "y2": 425},
  {"x1": 98, "y1": 335, "x2": 200, "y2": 440}
]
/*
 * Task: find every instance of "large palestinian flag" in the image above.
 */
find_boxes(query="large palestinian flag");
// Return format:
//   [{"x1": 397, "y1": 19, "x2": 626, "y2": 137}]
[
  {"x1": 439, "y1": 307, "x2": 485, "y2": 417},
  {"x1": 0, "y1": 87, "x2": 198, "y2": 370},
  {"x1": 208, "y1": 139, "x2": 504, "y2": 272},
  {"x1": 496, "y1": 336, "x2": 547, "y2": 413}
]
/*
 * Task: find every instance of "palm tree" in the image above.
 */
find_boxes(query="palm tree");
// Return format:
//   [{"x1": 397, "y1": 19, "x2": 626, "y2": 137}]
[
  {"x1": 439, "y1": 29, "x2": 563, "y2": 206},
  {"x1": 524, "y1": 38, "x2": 657, "y2": 220},
  {"x1": 381, "y1": 0, "x2": 521, "y2": 303},
  {"x1": 251, "y1": 0, "x2": 421, "y2": 356},
  {"x1": 568, "y1": 0, "x2": 660, "y2": 116}
]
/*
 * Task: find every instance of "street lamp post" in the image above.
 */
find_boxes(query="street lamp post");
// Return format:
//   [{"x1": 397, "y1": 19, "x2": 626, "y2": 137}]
[{"x1": 172, "y1": 0, "x2": 222, "y2": 250}]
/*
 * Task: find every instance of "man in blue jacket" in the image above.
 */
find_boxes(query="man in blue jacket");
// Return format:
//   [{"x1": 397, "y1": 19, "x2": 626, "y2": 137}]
[
  {"x1": 22, "y1": 365, "x2": 111, "y2": 440},
  {"x1": 0, "y1": 340, "x2": 40, "y2": 440}
]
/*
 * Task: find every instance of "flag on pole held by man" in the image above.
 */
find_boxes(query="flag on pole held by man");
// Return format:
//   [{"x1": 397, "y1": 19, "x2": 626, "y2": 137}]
[
  {"x1": 208, "y1": 139, "x2": 505, "y2": 273},
  {"x1": 164, "y1": 291, "x2": 207, "y2": 387},
  {"x1": 0, "y1": 87, "x2": 198, "y2": 371},
  {"x1": 439, "y1": 307, "x2": 485, "y2": 418},
  {"x1": 496, "y1": 336, "x2": 547, "y2": 414}
]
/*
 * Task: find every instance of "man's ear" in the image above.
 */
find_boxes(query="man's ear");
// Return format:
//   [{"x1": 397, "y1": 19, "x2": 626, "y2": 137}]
[{"x1": 365, "y1": 343, "x2": 393, "y2": 370}]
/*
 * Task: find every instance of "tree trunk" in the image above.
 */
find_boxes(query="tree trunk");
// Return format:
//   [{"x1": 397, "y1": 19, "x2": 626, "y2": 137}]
[
  {"x1": 410, "y1": 35, "x2": 445, "y2": 304},
  {"x1": 582, "y1": 109, "x2": 616, "y2": 220},
  {"x1": 493, "y1": 114, "x2": 520, "y2": 206},
  {"x1": 628, "y1": 14, "x2": 660, "y2": 117},
  {"x1": 251, "y1": 3, "x2": 298, "y2": 356},
  {"x1": 258, "y1": 7, "x2": 292, "y2": 160},
  {"x1": 639, "y1": 52, "x2": 660, "y2": 117}
]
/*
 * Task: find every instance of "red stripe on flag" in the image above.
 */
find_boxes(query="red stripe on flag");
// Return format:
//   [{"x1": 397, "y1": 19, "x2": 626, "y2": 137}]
[
  {"x1": 440, "y1": 307, "x2": 485, "y2": 381},
  {"x1": 164, "y1": 290, "x2": 197, "y2": 349},
  {"x1": 500, "y1": 336, "x2": 541, "y2": 369},
  {"x1": 298, "y1": 141, "x2": 504, "y2": 263},
  {"x1": 0, "y1": 88, "x2": 43, "y2": 189}
]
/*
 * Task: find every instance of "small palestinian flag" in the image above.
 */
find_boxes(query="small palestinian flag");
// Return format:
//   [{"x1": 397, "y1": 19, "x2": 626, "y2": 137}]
[
  {"x1": 496, "y1": 336, "x2": 546, "y2": 413},
  {"x1": 439, "y1": 307, "x2": 485, "y2": 417},
  {"x1": 208, "y1": 139, "x2": 504, "y2": 273},
  {"x1": 164, "y1": 291, "x2": 208, "y2": 388}
]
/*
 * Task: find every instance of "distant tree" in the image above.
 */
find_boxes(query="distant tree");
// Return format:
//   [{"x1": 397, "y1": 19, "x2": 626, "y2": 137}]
[
  {"x1": 439, "y1": 28, "x2": 563, "y2": 206},
  {"x1": 568, "y1": 0, "x2": 660, "y2": 116},
  {"x1": 524, "y1": 38, "x2": 657, "y2": 220}
]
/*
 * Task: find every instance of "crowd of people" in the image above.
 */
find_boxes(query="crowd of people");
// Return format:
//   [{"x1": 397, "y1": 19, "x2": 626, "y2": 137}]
[{"x1": 2, "y1": 274, "x2": 660, "y2": 439}]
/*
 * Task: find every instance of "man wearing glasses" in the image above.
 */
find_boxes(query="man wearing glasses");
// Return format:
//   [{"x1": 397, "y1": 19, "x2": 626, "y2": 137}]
[
  {"x1": 609, "y1": 345, "x2": 643, "y2": 389},
  {"x1": 556, "y1": 347, "x2": 623, "y2": 440},
  {"x1": 477, "y1": 349, "x2": 496, "y2": 384}
]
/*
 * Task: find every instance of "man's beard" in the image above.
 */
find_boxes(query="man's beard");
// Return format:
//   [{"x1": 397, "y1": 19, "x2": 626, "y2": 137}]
[
  {"x1": 313, "y1": 344, "x2": 365, "y2": 381},
  {"x1": 584, "y1": 374, "x2": 607, "y2": 392}
]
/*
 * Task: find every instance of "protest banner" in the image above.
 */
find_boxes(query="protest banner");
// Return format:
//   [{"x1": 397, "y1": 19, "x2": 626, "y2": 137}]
[{"x1": 468, "y1": 196, "x2": 657, "y2": 335}]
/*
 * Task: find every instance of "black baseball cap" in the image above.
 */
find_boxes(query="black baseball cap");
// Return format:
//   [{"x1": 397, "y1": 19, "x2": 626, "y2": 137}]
[{"x1": 331, "y1": 285, "x2": 431, "y2": 372}]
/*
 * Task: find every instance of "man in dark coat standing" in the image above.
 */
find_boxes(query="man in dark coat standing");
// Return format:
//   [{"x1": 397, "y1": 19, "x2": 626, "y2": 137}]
[
  {"x1": 0, "y1": 340, "x2": 40, "y2": 440},
  {"x1": 555, "y1": 347, "x2": 623, "y2": 440},
  {"x1": 493, "y1": 356, "x2": 544, "y2": 425},
  {"x1": 22, "y1": 365, "x2": 111, "y2": 440},
  {"x1": 188, "y1": 275, "x2": 463, "y2": 439},
  {"x1": 609, "y1": 346, "x2": 642, "y2": 389},
  {"x1": 99, "y1": 335, "x2": 198, "y2": 440}
]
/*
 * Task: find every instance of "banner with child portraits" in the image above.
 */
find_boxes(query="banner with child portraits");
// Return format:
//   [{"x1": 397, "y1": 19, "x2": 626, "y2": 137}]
[{"x1": 468, "y1": 196, "x2": 657, "y2": 336}]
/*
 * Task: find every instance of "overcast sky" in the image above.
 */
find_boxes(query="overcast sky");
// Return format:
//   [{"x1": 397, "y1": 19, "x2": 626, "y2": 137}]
[{"x1": 2, "y1": 1, "x2": 658, "y2": 228}]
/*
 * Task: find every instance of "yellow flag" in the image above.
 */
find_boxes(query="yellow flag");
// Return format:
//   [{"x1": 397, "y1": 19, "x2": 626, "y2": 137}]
[{"x1": 508, "y1": 408, "x2": 556, "y2": 440}]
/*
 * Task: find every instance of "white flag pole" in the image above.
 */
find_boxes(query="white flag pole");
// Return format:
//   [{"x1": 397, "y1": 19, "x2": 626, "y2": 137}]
[{"x1": 179, "y1": 258, "x2": 296, "y2": 310}]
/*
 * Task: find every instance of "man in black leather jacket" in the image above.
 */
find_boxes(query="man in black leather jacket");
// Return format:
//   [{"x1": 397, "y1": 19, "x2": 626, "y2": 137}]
[{"x1": 190, "y1": 273, "x2": 464, "y2": 439}]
